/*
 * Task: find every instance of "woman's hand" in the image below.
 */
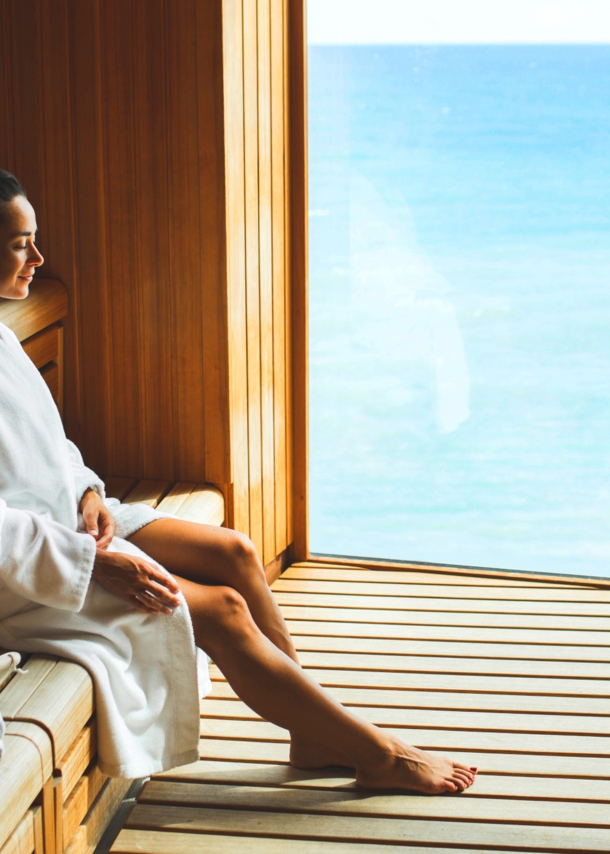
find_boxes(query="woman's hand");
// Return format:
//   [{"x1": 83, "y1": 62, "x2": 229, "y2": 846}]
[
  {"x1": 91, "y1": 549, "x2": 182, "y2": 615},
  {"x1": 79, "y1": 488, "x2": 116, "y2": 550}
]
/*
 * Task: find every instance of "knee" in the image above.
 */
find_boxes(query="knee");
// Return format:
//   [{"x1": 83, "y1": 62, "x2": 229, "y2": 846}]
[
  {"x1": 219, "y1": 530, "x2": 264, "y2": 580},
  {"x1": 192, "y1": 585, "x2": 253, "y2": 645}
]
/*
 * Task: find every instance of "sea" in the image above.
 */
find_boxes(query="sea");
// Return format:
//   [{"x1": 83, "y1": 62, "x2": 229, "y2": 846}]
[{"x1": 307, "y1": 45, "x2": 610, "y2": 579}]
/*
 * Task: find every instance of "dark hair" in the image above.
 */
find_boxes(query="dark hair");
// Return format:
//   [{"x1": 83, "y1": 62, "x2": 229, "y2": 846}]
[
  {"x1": 0, "y1": 170, "x2": 26, "y2": 225},
  {"x1": 0, "y1": 169, "x2": 26, "y2": 204}
]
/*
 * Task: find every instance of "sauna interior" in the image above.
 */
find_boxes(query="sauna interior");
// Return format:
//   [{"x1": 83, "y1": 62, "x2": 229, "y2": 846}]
[{"x1": 1, "y1": 2, "x2": 609, "y2": 853}]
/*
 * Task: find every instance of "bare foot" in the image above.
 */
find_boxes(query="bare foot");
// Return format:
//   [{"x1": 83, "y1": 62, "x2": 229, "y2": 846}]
[
  {"x1": 290, "y1": 734, "x2": 355, "y2": 769},
  {"x1": 356, "y1": 736, "x2": 477, "y2": 794}
]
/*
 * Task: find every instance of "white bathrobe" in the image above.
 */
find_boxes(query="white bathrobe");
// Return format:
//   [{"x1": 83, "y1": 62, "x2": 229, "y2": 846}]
[{"x1": 0, "y1": 321, "x2": 209, "y2": 778}]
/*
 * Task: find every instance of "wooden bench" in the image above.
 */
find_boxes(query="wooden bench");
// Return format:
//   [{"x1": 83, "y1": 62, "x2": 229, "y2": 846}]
[{"x1": 0, "y1": 279, "x2": 226, "y2": 854}]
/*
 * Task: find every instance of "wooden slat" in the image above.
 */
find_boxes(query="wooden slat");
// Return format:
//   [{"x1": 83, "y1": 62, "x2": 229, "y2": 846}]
[
  {"x1": 283, "y1": 563, "x2": 585, "y2": 587},
  {"x1": 288, "y1": 617, "x2": 610, "y2": 661},
  {"x1": 257, "y1": 0, "x2": 277, "y2": 568},
  {"x1": 64, "y1": 778, "x2": 132, "y2": 854},
  {"x1": 278, "y1": 596, "x2": 610, "y2": 623},
  {"x1": 306, "y1": 556, "x2": 610, "y2": 590},
  {"x1": 270, "y1": 0, "x2": 289, "y2": 560},
  {"x1": 172, "y1": 485, "x2": 225, "y2": 527},
  {"x1": 155, "y1": 759, "x2": 610, "y2": 802},
  {"x1": 200, "y1": 697, "x2": 610, "y2": 736},
  {"x1": 293, "y1": 650, "x2": 610, "y2": 679},
  {"x1": 112, "y1": 828, "x2": 503, "y2": 854},
  {"x1": 62, "y1": 764, "x2": 107, "y2": 849},
  {"x1": 243, "y1": 0, "x2": 264, "y2": 557},
  {"x1": 274, "y1": 665, "x2": 610, "y2": 696},
  {"x1": 126, "y1": 803, "x2": 610, "y2": 850},
  {"x1": 196, "y1": 737, "x2": 610, "y2": 779},
  {"x1": 103, "y1": 478, "x2": 138, "y2": 503},
  {"x1": 273, "y1": 577, "x2": 610, "y2": 608},
  {"x1": 122, "y1": 480, "x2": 172, "y2": 509},
  {"x1": 207, "y1": 682, "x2": 610, "y2": 716},
  {"x1": 155, "y1": 483, "x2": 196, "y2": 516},
  {"x1": 208, "y1": 670, "x2": 610, "y2": 704},
  {"x1": 293, "y1": 640, "x2": 608, "y2": 664},
  {"x1": 140, "y1": 779, "x2": 610, "y2": 827},
  {"x1": 58, "y1": 722, "x2": 98, "y2": 804},
  {"x1": 199, "y1": 717, "x2": 610, "y2": 756},
  {"x1": 223, "y1": 0, "x2": 250, "y2": 537}
]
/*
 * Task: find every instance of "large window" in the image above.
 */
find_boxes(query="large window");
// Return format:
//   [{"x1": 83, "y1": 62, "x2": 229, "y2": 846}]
[{"x1": 308, "y1": 1, "x2": 610, "y2": 577}]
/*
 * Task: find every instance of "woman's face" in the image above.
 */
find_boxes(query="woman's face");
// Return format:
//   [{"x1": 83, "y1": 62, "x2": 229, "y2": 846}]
[{"x1": 0, "y1": 196, "x2": 44, "y2": 299}]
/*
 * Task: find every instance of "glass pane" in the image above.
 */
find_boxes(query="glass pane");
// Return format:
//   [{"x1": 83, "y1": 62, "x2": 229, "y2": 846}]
[{"x1": 308, "y1": 2, "x2": 610, "y2": 578}]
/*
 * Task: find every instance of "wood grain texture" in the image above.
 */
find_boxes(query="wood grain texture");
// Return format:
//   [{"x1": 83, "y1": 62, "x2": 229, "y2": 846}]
[
  {"x1": 0, "y1": 810, "x2": 35, "y2": 854},
  {"x1": 0, "y1": 0, "x2": 296, "y2": 565}
]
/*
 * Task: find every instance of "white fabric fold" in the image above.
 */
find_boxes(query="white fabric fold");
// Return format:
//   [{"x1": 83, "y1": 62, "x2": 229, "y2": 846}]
[{"x1": 0, "y1": 321, "x2": 208, "y2": 778}]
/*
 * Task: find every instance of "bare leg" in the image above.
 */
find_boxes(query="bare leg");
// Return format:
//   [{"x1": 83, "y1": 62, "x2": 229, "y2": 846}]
[
  {"x1": 129, "y1": 519, "x2": 350, "y2": 767},
  {"x1": 175, "y1": 576, "x2": 477, "y2": 794}
]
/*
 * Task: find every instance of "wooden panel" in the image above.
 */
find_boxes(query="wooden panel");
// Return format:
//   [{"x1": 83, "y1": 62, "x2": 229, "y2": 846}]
[
  {"x1": 62, "y1": 764, "x2": 107, "y2": 849},
  {"x1": 0, "y1": 810, "x2": 35, "y2": 854},
  {"x1": 58, "y1": 723, "x2": 98, "y2": 803},
  {"x1": 287, "y1": 0, "x2": 308, "y2": 559},
  {"x1": 0, "y1": 1, "x2": 295, "y2": 565},
  {"x1": 271, "y1": 0, "x2": 289, "y2": 558},
  {"x1": 223, "y1": 0, "x2": 250, "y2": 537},
  {"x1": 63, "y1": 778, "x2": 131, "y2": 854},
  {"x1": 0, "y1": 279, "x2": 68, "y2": 343},
  {"x1": 243, "y1": 0, "x2": 264, "y2": 558},
  {"x1": 22, "y1": 323, "x2": 61, "y2": 370}
]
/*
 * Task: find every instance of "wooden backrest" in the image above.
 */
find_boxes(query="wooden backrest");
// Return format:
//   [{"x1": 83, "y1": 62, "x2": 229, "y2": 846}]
[{"x1": 0, "y1": 278, "x2": 69, "y2": 415}]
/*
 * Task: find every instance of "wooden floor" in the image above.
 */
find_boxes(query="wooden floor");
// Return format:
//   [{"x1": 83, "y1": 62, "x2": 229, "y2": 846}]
[{"x1": 110, "y1": 559, "x2": 610, "y2": 853}]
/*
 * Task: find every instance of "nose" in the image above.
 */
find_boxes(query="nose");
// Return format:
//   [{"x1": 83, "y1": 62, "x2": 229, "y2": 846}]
[{"x1": 28, "y1": 243, "x2": 44, "y2": 268}]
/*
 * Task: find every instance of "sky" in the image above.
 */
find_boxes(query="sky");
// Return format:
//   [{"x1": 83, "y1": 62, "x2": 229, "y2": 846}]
[{"x1": 307, "y1": 0, "x2": 610, "y2": 44}]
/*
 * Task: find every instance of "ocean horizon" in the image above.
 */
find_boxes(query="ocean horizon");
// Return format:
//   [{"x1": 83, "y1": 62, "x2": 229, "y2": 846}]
[{"x1": 308, "y1": 45, "x2": 610, "y2": 579}]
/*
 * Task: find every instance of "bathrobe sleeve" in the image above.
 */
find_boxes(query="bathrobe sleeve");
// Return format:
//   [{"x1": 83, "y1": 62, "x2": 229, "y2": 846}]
[
  {"x1": 66, "y1": 440, "x2": 106, "y2": 503},
  {"x1": 0, "y1": 498, "x2": 96, "y2": 611}
]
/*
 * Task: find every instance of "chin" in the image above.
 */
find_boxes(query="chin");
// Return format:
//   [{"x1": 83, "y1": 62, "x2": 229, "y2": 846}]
[{"x1": 0, "y1": 281, "x2": 30, "y2": 300}]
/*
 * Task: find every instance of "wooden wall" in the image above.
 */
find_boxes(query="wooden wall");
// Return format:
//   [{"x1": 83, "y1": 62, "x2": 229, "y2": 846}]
[{"x1": 0, "y1": 0, "x2": 307, "y2": 565}]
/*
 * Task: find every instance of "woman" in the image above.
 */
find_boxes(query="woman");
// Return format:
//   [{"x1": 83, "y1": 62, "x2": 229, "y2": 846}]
[{"x1": 0, "y1": 169, "x2": 476, "y2": 792}]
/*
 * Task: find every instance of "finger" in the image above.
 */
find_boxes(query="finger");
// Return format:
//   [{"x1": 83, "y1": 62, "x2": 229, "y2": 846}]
[
  {"x1": 140, "y1": 579, "x2": 181, "y2": 609},
  {"x1": 141, "y1": 564, "x2": 181, "y2": 595},
  {"x1": 82, "y1": 508, "x2": 100, "y2": 538},
  {"x1": 134, "y1": 591, "x2": 173, "y2": 615},
  {"x1": 96, "y1": 531, "x2": 114, "y2": 550}
]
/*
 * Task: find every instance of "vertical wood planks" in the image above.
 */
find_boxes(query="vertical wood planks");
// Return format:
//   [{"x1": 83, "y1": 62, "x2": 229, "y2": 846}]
[
  {"x1": 223, "y1": 0, "x2": 251, "y2": 537},
  {"x1": 0, "y1": 0, "x2": 300, "y2": 566},
  {"x1": 257, "y1": 0, "x2": 277, "y2": 563}
]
